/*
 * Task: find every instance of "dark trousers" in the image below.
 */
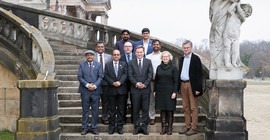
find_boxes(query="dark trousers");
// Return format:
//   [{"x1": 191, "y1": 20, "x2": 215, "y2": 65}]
[
  {"x1": 132, "y1": 92, "x2": 150, "y2": 130},
  {"x1": 108, "y1": 94, "x2": 127, "y2": 130},
  {"x1": 101, "y1": 85, "x2": 109, "y2": 121},
  {"x1": 81, "y1": 93, "x2": 100, "y2": 131}
]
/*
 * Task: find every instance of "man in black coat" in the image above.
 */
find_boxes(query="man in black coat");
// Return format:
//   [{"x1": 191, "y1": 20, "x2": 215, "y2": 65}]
[
  {"x1": 120, "y1": 42, "x2": 137, "y2": 123},
  {"x1": 178, "y1": 40, "x2": 203, "y2": 136},
  {"x1": 104, "y1": 50, "x2": 128, "y2": 135},
  {"x1": 128, "y1": 45, "x2": 153, "y2": 135}
]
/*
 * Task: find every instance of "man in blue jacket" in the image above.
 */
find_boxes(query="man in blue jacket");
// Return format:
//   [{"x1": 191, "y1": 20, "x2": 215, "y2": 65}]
[
  {"x1": 78, "y1": 50, "x2": 104, "y2": 135},
  {"x1": 134, "y1": 28, "x2": 153, "y2": 57}
]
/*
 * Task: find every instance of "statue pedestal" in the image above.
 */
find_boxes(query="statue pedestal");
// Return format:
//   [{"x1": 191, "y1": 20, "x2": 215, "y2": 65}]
[
  {"x1": 210, "y1": 68, "x2": 244, "y2": 80},
  {"x1": 16, "y1": 80, "x2": 61, "y2": 140},
  {"x1": 205, "y1": 80, "x2": 248, "y2": 140}
]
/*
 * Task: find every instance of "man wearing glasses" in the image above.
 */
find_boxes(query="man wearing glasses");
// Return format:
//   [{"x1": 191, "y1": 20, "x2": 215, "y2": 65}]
[{"x1": 134, "y1": 28, "x2": 153, "y2": 57}]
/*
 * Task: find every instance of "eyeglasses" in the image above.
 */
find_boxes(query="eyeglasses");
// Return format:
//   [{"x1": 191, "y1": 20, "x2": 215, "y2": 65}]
[
  {"x1": 183, "y1": 47, "x2": 191, "y2": 50},
  {"x1": 124, "y1": 46, "x2": 132, "y2": 47},
  {"x1": 113, "y1": 54, "x2": 120, "y2": 56}
]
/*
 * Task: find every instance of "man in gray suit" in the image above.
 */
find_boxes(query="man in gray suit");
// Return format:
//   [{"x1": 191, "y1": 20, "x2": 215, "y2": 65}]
[
  {"x1": 128, "y1": 45, "x2": 153, "y2": 135},
  {"x1": 94, "y1": 41, "x2": 112, "y2": 125},
  {"x1": 78, "y1": 50, "x2": 103, "y2": 135},
  {"x1": 104, "y1": 50, "x2": 128, "y2": 135}
]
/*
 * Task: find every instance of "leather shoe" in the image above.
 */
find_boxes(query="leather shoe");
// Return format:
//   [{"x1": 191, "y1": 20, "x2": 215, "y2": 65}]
[
  {"x1": 133, "y1": 128, "x2": 140, "y2": 135},
  {"x1": 81, "y1": 130, "x2": 88, "y2": 135},
  {"x1": 149, "y1": 119, "x2": 155, "y2": 125},
  {"x1": 92, "y1": 130, "x2": 99, "y2": 135},
  {"x1": 108, "y1": 129, "x2": 114, "y2": 135},
  {"x1": 102, "y1": 120, "x2": 109, "y2": 125},
  {"x1": 142, "y1": 128, "x2": 149, "y2": 135},
  {"x1": 186, "y1": 128, "x2": 197, "y2": 136},
  {"x1": 118, "y1": 129, "x2": 123, "y2": 134},
  {"x1": 179, "y1": 127, "x2": 190, "y2": 134}
]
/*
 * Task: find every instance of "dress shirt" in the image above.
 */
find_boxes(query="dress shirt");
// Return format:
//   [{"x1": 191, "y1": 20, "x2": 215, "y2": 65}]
[
  {"x1": 143, "y1": 40, "x2": 149, "y2": 55},
  {"x1": 96, "y1": 53, "x2": 105, "y2": 72},
  {"x1": 86, "y1": 61, "x2": 97, "y2": 89},
  {"x1": 146, "y1": 52, "x2": 161, "y2": 76},
  {"x1": 137, "y1": 58, "x2": 143, "y2": 67},
  {"x1": 113, "y1": 61, "x2": 119, "y2": 73},
  {"x1": 180, "y1": 53, "x2": 192, "y2": 81},
  {"x1": 125, "y1": 53, "x2": 133, "y2": 63}
]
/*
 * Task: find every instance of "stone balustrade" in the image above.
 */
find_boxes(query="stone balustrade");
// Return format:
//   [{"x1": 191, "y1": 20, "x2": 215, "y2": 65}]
[{"x1": 0, "y1": 6, "x2": 55, "y2": 80}]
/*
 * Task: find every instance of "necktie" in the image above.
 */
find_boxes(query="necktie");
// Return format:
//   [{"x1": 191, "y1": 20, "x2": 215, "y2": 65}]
[
  {"x1": 114, "y1": 62, "x2": 118, "y2": 77},
  {"x1": 89, "y1": 63, "x2": 92, "y2": 73},
  {"x1": 127, "y1": 54, "x2": 130, "y2": 63},
  {"x1": 100, "y1": 54, "x2": 103, "y2": 73},
  {"x1": 139, "y1": 59, "x2": 142, "y2": 74}
]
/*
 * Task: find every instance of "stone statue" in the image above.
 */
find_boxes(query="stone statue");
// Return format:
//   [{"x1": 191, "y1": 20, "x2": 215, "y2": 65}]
[{"x1": 209, "y1": 0, "x2": 252, "y2": 79}]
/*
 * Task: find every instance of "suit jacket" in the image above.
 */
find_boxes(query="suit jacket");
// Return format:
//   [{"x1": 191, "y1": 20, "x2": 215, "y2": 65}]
[
  {"x1": 120, "y1": 53, "x2": 137, "y2": 64},
  {"x1": 77, "y1": 61, "x2": 104, "y2": 95},
  {"x1": 128, "y1": 58, "x2": 153, "y2": 94},
  {"x1": 115, "y1": 40, "x2": 136, "y2": 55},
  {"x1": 133, "y1": 40, "x2": 153, "y2": 56},
  {"x1": 94, "y1": 52, "x2": 112, "y2": 85},
  {"x1": 178, "y1": 53, "x2": 203, "y2": 97},
  {"x1": 104, "y1": 60, "x2": 128, "y2": 96}
]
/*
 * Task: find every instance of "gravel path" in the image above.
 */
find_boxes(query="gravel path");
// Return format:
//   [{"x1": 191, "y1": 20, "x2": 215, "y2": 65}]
[{"x1": 244, "y1": 85, "x2": 270, "y2": 140}]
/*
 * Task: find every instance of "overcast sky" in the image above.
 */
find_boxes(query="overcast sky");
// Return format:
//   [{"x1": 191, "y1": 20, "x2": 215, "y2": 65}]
[{"x1": 108, "y1": 0, "x2": 270, "y2": 44}]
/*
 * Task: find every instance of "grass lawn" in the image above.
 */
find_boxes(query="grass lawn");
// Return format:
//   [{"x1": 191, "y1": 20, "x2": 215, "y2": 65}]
[{"x1": 0, "y1": 130, "x2": 14, "y2": 140}]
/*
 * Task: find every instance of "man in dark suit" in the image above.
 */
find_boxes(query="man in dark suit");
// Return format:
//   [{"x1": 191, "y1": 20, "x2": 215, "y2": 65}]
[
  {"x1": 178, "y1": 40, "x2": 203, "y2": 136},
  {"x1": 133, "y1": 28, "x2": 153, "y2": 56},
  {"x1": 104, "y1": 50, "x2": 128, "y2": 135},
  {"x1": 128, "y1": 45, "x2": 153, "y2": 135},
  {"x1": 94, "y1": 41, "x2": 112, "y2": 125},
  {"x1": 78, "y1": 50, "x2": 103, "y2": 135},
  {"x1": 120, "y1": 42, "x2": 137, "y2": 124},
  {"x1": 115, "y1": 29, "x2": 136, "y2": 55}
]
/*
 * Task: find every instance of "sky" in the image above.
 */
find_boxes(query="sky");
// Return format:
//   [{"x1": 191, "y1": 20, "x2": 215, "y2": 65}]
[{"x1": 108, "y1": 0, "x2": 270, "y2": 44}]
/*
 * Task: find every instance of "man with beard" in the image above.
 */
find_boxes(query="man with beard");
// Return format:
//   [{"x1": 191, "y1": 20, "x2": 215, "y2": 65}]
[
  {"x1": 115, "y1": 29, "x2": 136, "y2": 55},
  {"x1": 146, "y1": 39, "x2": 162, "y2": 125}
]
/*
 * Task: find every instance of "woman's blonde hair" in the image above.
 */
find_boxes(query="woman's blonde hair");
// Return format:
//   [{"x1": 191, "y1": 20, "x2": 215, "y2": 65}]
[{"x1": 161, "y1": 51, "x2": 173, "y2": 60}]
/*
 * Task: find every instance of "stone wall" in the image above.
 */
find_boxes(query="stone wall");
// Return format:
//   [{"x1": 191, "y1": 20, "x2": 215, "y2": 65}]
[{"x1": 0, "y1": 63, "x2": 20, "y2": 132}]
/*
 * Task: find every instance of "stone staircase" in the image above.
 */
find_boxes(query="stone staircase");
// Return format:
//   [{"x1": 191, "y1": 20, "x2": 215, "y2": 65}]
[{"x1": 50, "y1": 40, "x2": 206, "y2": 140}]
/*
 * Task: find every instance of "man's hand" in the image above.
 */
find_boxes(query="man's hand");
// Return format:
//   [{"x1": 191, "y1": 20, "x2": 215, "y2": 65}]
[
  {"x1": 153, "y1": 92, "x2": 156, "y2": 97},
  {"x1": 88, "y1": 83, "x2": 95, "y2": 91},
  {"x1": 113, "y1": 81, "x2": 121, "y2": 87},
  {"x1": 136, "y1": 82, "x2": 143, "y2": 89}
]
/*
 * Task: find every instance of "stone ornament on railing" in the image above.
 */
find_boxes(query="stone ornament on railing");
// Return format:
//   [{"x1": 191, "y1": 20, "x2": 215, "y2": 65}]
[{"x1": 39, "y1": 15, "x2": 93, "y2": 47}]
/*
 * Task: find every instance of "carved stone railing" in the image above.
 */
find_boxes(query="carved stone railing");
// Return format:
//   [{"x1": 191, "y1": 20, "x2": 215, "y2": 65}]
[{"x1": 0, "y1": 6, "x2": 55, "y2": 80}]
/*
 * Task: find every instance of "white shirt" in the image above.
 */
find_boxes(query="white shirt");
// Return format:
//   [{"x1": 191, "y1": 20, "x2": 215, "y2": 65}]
[
  {"x1": 180, "y1": 53, "x2": 192, "y2": 81},
  {"x1": 143, "y1": 40, "x2": 149, "y2": 55},
  {"x1": 96, "y1": 53, "x2": 105, "y2": 71},
  {"x1": 146, "y1": 52, "x2": 161, "y2": 76},
  {"x1": 137, "y1": 58, "x2": 143, "y2": 67}
]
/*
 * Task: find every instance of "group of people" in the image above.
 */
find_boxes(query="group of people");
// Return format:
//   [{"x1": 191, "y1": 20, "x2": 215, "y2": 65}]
[{"x1": 77, "y1": 28, "x2": 203, "y2": 136}]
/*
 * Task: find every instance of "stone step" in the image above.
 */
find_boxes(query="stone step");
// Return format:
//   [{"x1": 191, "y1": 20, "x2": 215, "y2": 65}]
[
  {"x1": 55, "y1": 56, "x2": 84, "y2": 61},
  {"x1": 54, "y1": 52, "x2": 83, "y2": 56},
  {"x1": 56, "y1": 70, "x2": 78, "y2": 75},
  {"x1": 55, "y1": 65, "x2": 79, "y2": 70},
  {"x1": 58, "y1": 93, "x2": 183, "y2": 105},
  {"x1": 58, "y1": 105, "x2": 195, "y2": 115},
  {"x1": 55, "y1": 60, "x2": 83, "y2": 65},
  {"x1": 58, "y1": 98, "x2": 183, "y2": 107},
  {"x1": 60, "y1": 132, "x2": 205, "y2": 140},
  {"x1": 59, "y1": 123, "x2": 206, "y2": 133},
  {"x1": 59, "y1": 81, "x2": 80, "y2": 87},
  {"x1": 55, "y1": 75, "x2": 78, "y2": 81},
  {"x1": 59, "y1": 114, "x2": 206, "y2": 124},
  {"x1": 58, "y1": 87, "x2": 78, "y2": 93}
]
